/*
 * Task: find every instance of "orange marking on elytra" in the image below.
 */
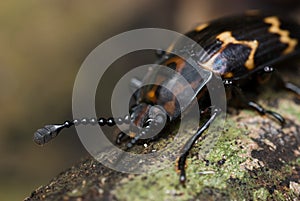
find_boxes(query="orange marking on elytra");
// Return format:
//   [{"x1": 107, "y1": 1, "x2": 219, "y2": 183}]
[
  {"x1": 195, "y1": 23, "x2": 209, "y2": 32},
  {"x1": 223, "y1": 72, "x2": 234, "y2": 78},
  {"x1": 264, "y1": 16, "x2": 298, "y2": 55},
  {"x1": 201, "y1": 31, "x2": 259, "y2": 72},
  {"x1": 216, "y1": 31, "x2": 259, "y2": 70}
]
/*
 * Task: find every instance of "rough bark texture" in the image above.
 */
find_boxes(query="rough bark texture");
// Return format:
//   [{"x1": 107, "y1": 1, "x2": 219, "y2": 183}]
[{"x1": 25, "y1": 68, "x2": 300, "y2": 201}]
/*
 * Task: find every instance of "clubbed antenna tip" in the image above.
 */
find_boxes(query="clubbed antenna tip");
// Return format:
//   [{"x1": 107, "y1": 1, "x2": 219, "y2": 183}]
[
  {"x1": 33, "y1": 116, "x2": 128, "y2": 145},
  {"x1": 33, "y1": 121, "x2": 73, "y2": 145}
]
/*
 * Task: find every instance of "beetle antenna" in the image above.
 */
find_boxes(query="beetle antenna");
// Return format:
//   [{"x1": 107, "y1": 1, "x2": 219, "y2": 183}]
[{"x1": 33, "y1": 115, "x2": 131, "y2": 145}]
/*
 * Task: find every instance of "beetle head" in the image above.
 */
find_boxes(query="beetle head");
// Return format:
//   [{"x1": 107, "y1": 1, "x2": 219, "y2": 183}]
[{"x1": 129, "y1": 103, "x2": 167, "y2": 139}]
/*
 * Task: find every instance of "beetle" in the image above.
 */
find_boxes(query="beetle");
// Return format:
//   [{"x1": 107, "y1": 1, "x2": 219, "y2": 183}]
[{"x1": 33, "y1": 12, "x2": 300, "y2": 184}]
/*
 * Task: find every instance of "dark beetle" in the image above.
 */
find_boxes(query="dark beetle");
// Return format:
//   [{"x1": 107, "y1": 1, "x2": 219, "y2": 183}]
[{"x1": 34, "y1": 12, "x2": 300, "y2": 184}]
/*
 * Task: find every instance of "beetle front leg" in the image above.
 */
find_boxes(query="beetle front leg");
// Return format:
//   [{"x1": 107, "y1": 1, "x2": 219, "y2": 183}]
[{"x1": 176, "y1": 108, "x2": 221, "y2": 184}]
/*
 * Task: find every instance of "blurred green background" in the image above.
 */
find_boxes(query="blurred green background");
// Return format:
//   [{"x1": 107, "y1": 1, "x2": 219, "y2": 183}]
[{"x1": 1, "y1": 1, "x2": 299, "y2": 200}]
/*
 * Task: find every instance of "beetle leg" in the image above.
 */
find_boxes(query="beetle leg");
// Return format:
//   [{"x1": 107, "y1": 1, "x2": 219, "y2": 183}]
[
  {"x1": 268, "y1": 70, "x2": 300, "y2": 97},
  {"x1": 176, "y1": 108, "x2": 221, "y2": 184},
  {"x1": 232, "y1": 85, "x2": 285, "y2": 126},
  {"x1": 247, "y1": 101, "x2": 285, "y2": 125},
  {"x1": 284, "y1": 82, "x2": 300, "y2": 97}
]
